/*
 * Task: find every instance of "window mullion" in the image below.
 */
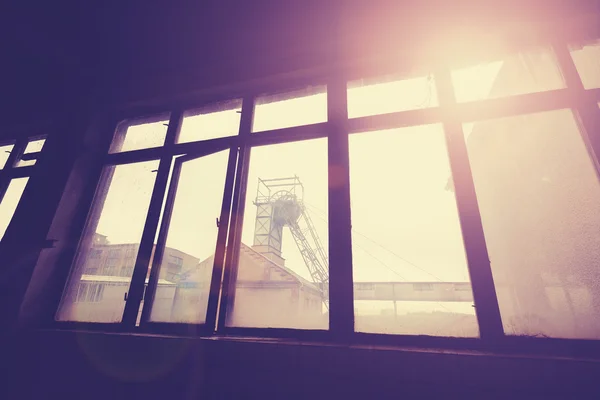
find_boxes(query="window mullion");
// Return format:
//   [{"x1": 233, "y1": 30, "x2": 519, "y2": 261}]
[
  {"x1": 327, "y1": 74, "x2": 355, "y2": 337},
  {"x1": 121, "y1": 110, "x2": 183, "y2": 328},
  {"x1": 434, "y1": 68, "x2": 504, "y2": 341},
  {"x1": 216, "y1": 96, "x2": 254, "y2": 331}
]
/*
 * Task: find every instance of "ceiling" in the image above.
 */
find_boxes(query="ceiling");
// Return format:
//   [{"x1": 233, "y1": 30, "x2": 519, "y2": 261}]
[{"x1": 1, "y1": 1, "x2": 597, "y2": 127}]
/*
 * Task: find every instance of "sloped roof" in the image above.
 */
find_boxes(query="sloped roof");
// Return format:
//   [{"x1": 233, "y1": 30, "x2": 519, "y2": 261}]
[
  {"x1": 80, "y1": 274, "x2": 175, "y2": 286},
  {"x1": 238, "y1": 243, "x2": 321, "y2": 292}
]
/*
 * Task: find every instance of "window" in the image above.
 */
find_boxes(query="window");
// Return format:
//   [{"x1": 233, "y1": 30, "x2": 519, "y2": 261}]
[
  {"x1": 413, "y1": 283, "x2": 434, "y2": 291},
  {"x1": 56, "y1": 160, "x2": 161, "y2": 322},
  {"x1": 349, "y1": 125, "x2": 478, "y2": 337},
  {"x1": 109, "y1": 115, "x2": 169, "y2": 153},
  {"x1": 227, "y1": 139, "x2": 329, "y2": 330},
  {"x1": 451, "y1": 48, "x2": 564, "y2": 102},
  {"x1": 0, "y1": 136, "x2": 47, "y2": 241},
  {"x1": 465, "y1": 109, "x2": 600, "y2": 339},
  {"x1": 178, "y1": 100, "x2": 242, "y2": 143},
  {"x1": 148, "y1": 150, "x2": 230, "y2": 324},
  {"x1": 347, "y1": 73, "x2": 438, "y2": 118},
  {"x1": 16, "y1": 138, "x2": 46, "y2": 167},
  {"x1": 252, "y1": 86, "x2": 327, "y2": 132},
  {"x1": 570, "y1": 39, "x2": 600, "y2": 89}
]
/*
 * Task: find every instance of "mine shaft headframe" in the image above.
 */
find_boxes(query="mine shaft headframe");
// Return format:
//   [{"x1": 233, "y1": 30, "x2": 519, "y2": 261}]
[{"x1": 255, "y1": 176, "x2": 304, "y2": 205}]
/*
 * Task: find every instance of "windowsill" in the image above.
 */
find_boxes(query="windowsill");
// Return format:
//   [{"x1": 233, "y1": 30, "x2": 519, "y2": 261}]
[{"x1": 33, "y1": 326, "x2": 600, "y2": 363}]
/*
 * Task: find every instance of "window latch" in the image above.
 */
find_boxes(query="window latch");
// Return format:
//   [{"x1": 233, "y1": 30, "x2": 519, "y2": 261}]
[
  {"x1": 124, "y1": 292, "x2": 128, "y2": 301},
  {"x1": 216, "y1": 217, "x2": 220, "y2": 228}
]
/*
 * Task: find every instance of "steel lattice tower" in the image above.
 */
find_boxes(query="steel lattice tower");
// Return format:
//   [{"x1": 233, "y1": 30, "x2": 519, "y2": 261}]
[{"x1": 252, "y1": 177, "x2": 329, "y2": 306}]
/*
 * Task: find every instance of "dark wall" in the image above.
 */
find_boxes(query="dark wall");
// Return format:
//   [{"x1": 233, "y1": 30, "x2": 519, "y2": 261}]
[{"x1": 2, "y1": 1, "x2": 598, "y2": 129}]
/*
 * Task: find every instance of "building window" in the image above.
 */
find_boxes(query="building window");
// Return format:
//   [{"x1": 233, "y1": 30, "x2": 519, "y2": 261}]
[
  {"x1": 56, "y1": 116, "x2": 166, "y2": 323},
  {"x1": 413, "y1": 283, "x2": 434, "y2": 292},
  {"x1": 0, "y1": 136, "x2": 47, "y2": 241}
]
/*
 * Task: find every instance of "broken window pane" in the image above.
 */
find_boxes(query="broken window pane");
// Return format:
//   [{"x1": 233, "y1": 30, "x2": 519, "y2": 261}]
[
  {"x1": 227, "y1": 139, "x2": 329, "y2": 329},
  {"x1": 0, "y1": 143, "x2": 15, "y2": 169},
  {"x1": 252, "y1": 86, "x2": 327, "y2": 132},
  {"x1": 465, "y1": 109, "x2": 600, "y2": 339},
  {"x1": 451, "y1": 49, "x2": 565, "y2": 102},
  {"x1": 349, "y1": 125, "x2": 478, "y2": 337},
  {"x1": 570, "y1": 39, "x2": 600, "y2": 89},
  {"x1": 347, "y1": 74, "x2": 438, "y2": 119},
  {"x1": 149, "y1": 150, "x2": 230, "y2": 324},
  {"x1": 16, "y1": 138, "x2": 46, "y2": 167},
  {"x1": 178, "y1": 100, "x2": 242, "y2": 143},
  {"x1": 0, "y1": 178, "x2": 29, "y2": 240},
  {"x1": 109, "y1": 115, "x2": 170, "y2": 153},
  {"x1": 56, "y1": 160, "x2": 160, "y2": 323}
]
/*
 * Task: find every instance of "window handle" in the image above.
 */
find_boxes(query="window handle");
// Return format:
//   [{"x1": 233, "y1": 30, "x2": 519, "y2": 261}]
[{"x1": 124, "y1": 292, "x2": 128, "y2": 301}]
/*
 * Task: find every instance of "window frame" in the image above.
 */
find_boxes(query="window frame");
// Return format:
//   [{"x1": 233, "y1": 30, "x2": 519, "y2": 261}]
[{"x1": 38, "y1": 36, "x2": 600, "y2": 357}]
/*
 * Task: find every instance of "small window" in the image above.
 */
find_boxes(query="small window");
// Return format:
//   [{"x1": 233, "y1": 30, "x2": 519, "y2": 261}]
[
  {"x1": 0, "y1": 143, "x2": 15, "y2": 169},
  {"x1": 109, "y1": 114, "x2": 170, "y2": 153},
  {"x1": 16, "y1": 138, "x2": 46, "y2": 167},
  {"x1": 451, "y1": 48, "x2": 564, "y2": 102},
  {"x1": 252, "y1": 86, "x2": 327, "y2": 132},
  {"x1": 0, "y1": 178, "x2": 29, "y2": 240},
  {"x1": 569, "y1": 39, "x2": 600, "y2": 89},
  {"x1": 413, "y1": 283, "x2": 434, "y2": 291},
  {"x1": 178, "y1": 100, "x2": 242, "y2": 143},
  {"x1": 347, "y1": 73, "x2": 437, "y2": 119}
]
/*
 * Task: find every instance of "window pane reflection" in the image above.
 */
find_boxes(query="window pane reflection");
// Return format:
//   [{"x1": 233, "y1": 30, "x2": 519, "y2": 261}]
[
  {"x1": 452, "y1": 49, "x2": 564, "y2": 102},
  {"x1": 228, "y1": 139, "x2": 329, "y2": 329},
  {"x1": 466, "y1": 109, "x2": 600, "y2": 339},
  {"x1": 349, "y1": 125, "x2": 478, "y2": 337},
  {"x1": 56, "y1": 160, "x2": 160, "y2": 323}
]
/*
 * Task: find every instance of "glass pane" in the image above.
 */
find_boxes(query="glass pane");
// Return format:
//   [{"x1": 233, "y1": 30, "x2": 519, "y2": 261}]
[
  {"x1": 16, "y1": 138, "x2": 46, "y2": 167},
  {"x1": 349, "y1": 125, "x2": 478, "y2": 337},
  {"x1": 178, "y1": 100, "x2": 242, "y2": 143},
  {"x1": 149, "y1": 150, "x2": 230, "y2": 324},
  {"x1": 228, "y1": 138, "x2": 329, "y2": 329},
  {"x1": 347, "y1": 74, "x2": 437, "y2": 119},
  {"x1": 0, "y1": 178, "x2": 29, "y2": 240},
  {"x1": 451, "y1": 49, "x2": 564, "y2": 102},
  {"x1": 570, "y1": 39, "x2": 600, "y2": 89},
  {"x1": 465, "y1": 109, "x2": 600, "y2": 339},
  {"x1": 252, "y1": 86, "x2": 327, "y2": 132},
  {"x1": 109, "y1": 115, "x2": 169, "y2": 153},
  {"x1": 56, "y1": 160, "x2": 160, "y2": 322},
  {"x1": 0, "y1": 144, "x2": 15, "y2": 169}
]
